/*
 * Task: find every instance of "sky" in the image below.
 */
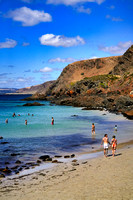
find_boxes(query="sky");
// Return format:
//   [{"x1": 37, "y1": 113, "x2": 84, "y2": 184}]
[{"x1": 0, "y1": 0, "x2": 133, "y2": 89}]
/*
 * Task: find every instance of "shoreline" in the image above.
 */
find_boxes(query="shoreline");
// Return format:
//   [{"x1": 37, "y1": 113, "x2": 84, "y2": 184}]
[
  {"x1": 0, "y1": 140, "x2": 133, "y2": 200},
  {"x1": 1, "y1": 139, "x2": 133, "y2": 180}
]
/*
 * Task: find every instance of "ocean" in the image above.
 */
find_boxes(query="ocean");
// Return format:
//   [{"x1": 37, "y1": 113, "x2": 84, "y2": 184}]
[{"x1": 0, "y1": 94, "x2": 133, "y2": 174}]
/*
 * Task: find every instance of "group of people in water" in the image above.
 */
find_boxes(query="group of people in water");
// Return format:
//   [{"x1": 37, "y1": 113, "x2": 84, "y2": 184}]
[
  {"x1": 5, "y1": 113, "x2": 54, "y2": 126},
  {"x1": 91, "y1": 122, "x2": 118, "y2": 157}
]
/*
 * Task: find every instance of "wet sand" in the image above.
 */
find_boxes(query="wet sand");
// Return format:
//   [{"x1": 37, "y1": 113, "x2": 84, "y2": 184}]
[{"x1": 0, "y1": 141, "x2": 133, "y2": 200}]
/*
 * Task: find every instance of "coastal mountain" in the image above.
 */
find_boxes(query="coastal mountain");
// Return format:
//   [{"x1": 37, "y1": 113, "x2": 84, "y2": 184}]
[
  {"x1": 24, "y1": 45, "x2": 133, "y2": 118},
  {"x1": 0, "y1": 88, "x2": 18, "y2": 94},
  {"x1": 46, "y1": 56, "x2": 120, "y2": 96},
  {"x1": 16, "y1": 80, "x2": 55, "y2": 95}
]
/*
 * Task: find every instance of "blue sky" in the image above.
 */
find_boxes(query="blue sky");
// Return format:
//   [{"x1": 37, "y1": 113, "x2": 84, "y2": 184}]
[{"x1": 0, "y1": 0, "x2": 133, "y2": 88}]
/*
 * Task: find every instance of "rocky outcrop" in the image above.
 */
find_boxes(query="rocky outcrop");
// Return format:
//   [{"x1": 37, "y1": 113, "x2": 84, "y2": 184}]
[{"x1": 23, "y1": 102, "x2": 45, "y2": 106}]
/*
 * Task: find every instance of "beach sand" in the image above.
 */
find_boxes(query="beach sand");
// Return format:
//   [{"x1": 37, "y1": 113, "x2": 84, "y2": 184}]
[{"x1": 0, "y1": 143, "x2": 133, "y2": 200}]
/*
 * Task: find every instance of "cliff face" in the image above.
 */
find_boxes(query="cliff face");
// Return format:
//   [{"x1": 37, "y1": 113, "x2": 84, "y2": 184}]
[
  {"x1": 109, "y1": 45, "x2": 133, "y2": 75},
  {"x1": 46, "y1": 46, "x2": 133, "y2": 97},
  {"x1": 47, "y1": 56, "x2": 120, "y2": 95}
]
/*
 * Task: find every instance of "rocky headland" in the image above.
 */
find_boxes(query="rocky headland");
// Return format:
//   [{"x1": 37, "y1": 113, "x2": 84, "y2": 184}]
[{"x1": 24, "y1": 45, "x2": 133, "y2": 119}]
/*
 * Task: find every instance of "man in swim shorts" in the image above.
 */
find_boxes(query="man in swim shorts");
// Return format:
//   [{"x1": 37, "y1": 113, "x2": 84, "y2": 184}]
[{"x1": 101, "y1": 134, "x2": 110, "y2": 157}]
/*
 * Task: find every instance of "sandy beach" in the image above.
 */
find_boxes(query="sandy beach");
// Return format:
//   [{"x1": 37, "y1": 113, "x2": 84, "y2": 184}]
[{"x1": 0, "y1": 141, "x2": 133, "y2": 200}]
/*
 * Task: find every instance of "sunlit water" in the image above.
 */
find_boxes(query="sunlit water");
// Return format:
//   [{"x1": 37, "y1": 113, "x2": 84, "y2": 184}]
[{"x1": 0, "y1": 94, "x2": 133, "y2": 169}]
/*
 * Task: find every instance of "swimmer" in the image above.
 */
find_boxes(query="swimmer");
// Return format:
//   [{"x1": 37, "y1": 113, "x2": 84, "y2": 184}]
[
  {"x1": 92, "y1": 123, "x2": 95, "y2": 135},
  {"x1": 111, "y1": 135, "x2": 117, "y2": 157},
  {"x1": 51, "y1": 117, "x2": 54, "y2": 125},
  {"x1": 12, "y1": 112, "x2": 16, "y2": 117},
  {"x1": 5, "y1": 119, "x2": 8, "y2": 124},
  {"x1": 114, "y1": 125, "x2": 117, "y2": 133},
  {"x1": 101, "y1": 134, "x2": 110, "y2": 157},
  {"x1": 25, "y1": 120, "x2": 27, "y2": 125}
]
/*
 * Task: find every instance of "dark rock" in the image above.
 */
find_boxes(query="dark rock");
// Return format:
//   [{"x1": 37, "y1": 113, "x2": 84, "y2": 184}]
[
  {"x1": 72, "y1": 159, "x2": 78, "y2": 162},
  {"x1": 15, "y1": 160, "x2": 21, "y2": 164},
  {"x1": 52, "y1": 160, "x2": 58, "y2": 163},
  {"x1": 3, "y1": 167, "x2": 12, "y2": 174},
  {"x1": 64, "y1": 155, "x2": 70, "y2": 158},
  {"x1": 5, "y1": 162, "x2": 10, "y2": 165},
  {"x1": 23, "y1": 102, "x2": 45, "y2": 106},
  {"x1": 72, "y1": 163, "x2": 79, "y2": 166},
  {"x1": 11, "y1": 166, "x2": 19, "y2": 170},
  {"x1": 3, "y1": 149, "x2": 10, "y2": 152},
  {"x1": 71, "y1": 154, "x2": 75, "y2": 158},
  {"x1": 82, "y1": 161, "x2": 88, "y2": 164},
  {"x1": 15, "y1": 171, "x2": 19, "y2": 174},
  {"x1": 0, "y1": 136, "x2": 3, "y2": 139},
  {"x1": 25, "y1": 167, "x2": 30, "y2": 170},
  {"x1": 37, "y1": 160, "x2": 42, "y2": 163},
  {"x1": 39, "y1": 155, "x2": 50, "y2": 161},
  {"x1": 11, "y1": 153, "x2": 20, "y2": 156},
  {"x1": 18, "y1": 167, "x2": 23, "y2": 171},
  {"x1": 0, "y1": 168, "x2": 5, "y2": 172},
  {"x1": 1, "y1": 142, "x2": 9, "y2": 144},
  {"x1": 0, "y1": 174, "x2": 5, "y2": 178},
  {"x1": 54, "y1": 155, "x2": 62, "y2": 158}
]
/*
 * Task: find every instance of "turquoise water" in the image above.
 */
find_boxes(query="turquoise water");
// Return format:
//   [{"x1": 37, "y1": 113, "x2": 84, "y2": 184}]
[{"x1": 0, "y1": 94, "x2": 133, "y2": 169}]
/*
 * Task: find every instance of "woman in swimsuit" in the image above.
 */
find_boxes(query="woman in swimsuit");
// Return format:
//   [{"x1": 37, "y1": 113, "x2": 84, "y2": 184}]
[{"x1": 111, "y1": 135, "x2": 117, "y2": 157}]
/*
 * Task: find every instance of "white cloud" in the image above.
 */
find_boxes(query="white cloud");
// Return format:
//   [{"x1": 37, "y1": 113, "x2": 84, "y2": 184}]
[
  {"x1": 6, "y1": 7, "x2": 52, "y2": 26},
  {"x1": 0, "y1": 38, "x2": 17, "y2": 49},
  {"x1": 47, "y1": 0, "x2": 105, "y2": 6},
  {"x1": 39, "y1": 34, "x2": 85, "y2": 47},
  {"x1": 48, "y1": 57, "x2": 78, "y2": 63},
  {"x1": 106, "y1": 15, "x2": 123, "y2": 22},
  {"x1": 40, "y1": 67, "x2": 53, "y2": 73},
  {"x1": 99, "y1": 41, "x2": 133, "y2": 55},
  {"x1": 77, "y1": 6, "x2": 91, "y2": 14}
]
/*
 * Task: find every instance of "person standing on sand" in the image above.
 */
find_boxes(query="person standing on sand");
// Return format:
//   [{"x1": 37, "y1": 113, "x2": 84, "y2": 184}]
[
  {"x1": 111, "y1": 135, "x2": 117, "y2": 157},
  {"x1": 101, "y1": 134, "x2": 110, "y2": 157},
  {"x1": 51, "y1": 117, "x2": 54, "y2": 125},
  {"x1": 92, "y1": 123, "x2": 95, "y2": 135}
]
